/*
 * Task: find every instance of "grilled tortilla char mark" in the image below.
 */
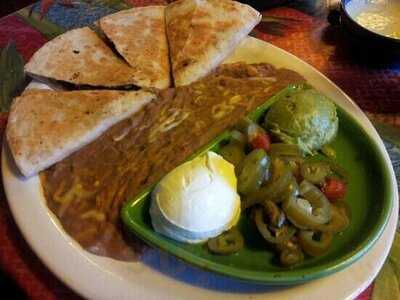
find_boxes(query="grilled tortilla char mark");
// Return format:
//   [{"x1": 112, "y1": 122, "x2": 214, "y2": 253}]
[
  {"x1": 40, "y1": 63, "x2": 305, "y2": 261},
  {"x1": 99, "y1": 6, "x2": 171, "y2": 89}
]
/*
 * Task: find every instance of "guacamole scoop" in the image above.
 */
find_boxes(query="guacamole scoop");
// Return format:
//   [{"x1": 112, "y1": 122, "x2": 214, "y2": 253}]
[{"x1": 264, "y1": 88, "x2": 338, "y2": 154}]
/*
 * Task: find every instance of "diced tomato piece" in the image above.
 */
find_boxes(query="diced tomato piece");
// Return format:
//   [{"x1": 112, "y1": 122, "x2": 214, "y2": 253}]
[
  {"x1": 250, "y1": 133, "x2": 271, "y2": 152},
  {"x1": 321, "y1": 177, "x2": 347, "y2": 202}
]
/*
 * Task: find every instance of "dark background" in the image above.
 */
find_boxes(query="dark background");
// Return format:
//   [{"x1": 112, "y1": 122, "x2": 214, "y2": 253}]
[
  {"x1": 0, "y1": 1, "x2": 298, "y2": 18},
  {"x1": 0, "y1": 1, "x2": 35, "y2": 17}
]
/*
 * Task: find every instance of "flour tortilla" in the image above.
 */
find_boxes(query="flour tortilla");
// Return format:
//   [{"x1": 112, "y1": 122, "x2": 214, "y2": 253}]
[
  {"x1": 166, "y1": 0, "x2": 261, "y2": 86},
  {"x1": 6, "y1": 89, "x2": 156, "y2": 177},
  {"x1": 24, "y1": 27, "x2": 147, "y2": 88},
  {"x1": 99, "y1": 6, "x2": 170, "y2": 89}
]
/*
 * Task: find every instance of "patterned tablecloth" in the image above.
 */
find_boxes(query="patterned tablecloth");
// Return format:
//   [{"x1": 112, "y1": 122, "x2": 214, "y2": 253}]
[{"x1": 0, "y1": 1, "x2": 399, "y2": 299}]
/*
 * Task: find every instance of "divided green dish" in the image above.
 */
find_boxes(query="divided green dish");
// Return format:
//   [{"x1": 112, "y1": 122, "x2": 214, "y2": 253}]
[{"x1": 121, "y1": 84, "x2": 393, "y2": 285}]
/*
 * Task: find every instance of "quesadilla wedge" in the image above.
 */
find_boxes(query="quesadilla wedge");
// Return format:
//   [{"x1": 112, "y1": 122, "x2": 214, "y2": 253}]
[
  {"x1": 166, "y1": 0, "x2": 261, "y2": 86},
  {"x1": 24, "y1": 27, "x2": 150, "y2": 88},
  {"x1": 6, "y1": 89, "x2": 156, "y2": 177},
  {"x1": 99, "y1": 6, "x2": 170, "y2": 89}
]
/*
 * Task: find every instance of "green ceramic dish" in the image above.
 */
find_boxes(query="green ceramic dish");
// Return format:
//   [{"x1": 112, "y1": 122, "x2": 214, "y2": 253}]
[{"x1": 121, "y1": 84, "x2": 393, "y2": 285}]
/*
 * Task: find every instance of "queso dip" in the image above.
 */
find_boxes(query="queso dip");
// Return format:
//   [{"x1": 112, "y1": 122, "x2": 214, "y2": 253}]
[{"x1": 346, "y1": 0, "x2": 400, "y2": 39}]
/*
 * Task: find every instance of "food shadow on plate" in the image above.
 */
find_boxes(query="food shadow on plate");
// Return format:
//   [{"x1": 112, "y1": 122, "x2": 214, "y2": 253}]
[
  {"x1": 3, "y1": 142, "x2": 28, "y2": 181},
  {"x1": 136, "y1": 199, "x2": 293, "y2": 292},
  {"x1": 134, "y1": 185, "x2": 288, "y2": 292},
  {"x1": 139, "y1": 246, "x2": 300, "y2": 293}
]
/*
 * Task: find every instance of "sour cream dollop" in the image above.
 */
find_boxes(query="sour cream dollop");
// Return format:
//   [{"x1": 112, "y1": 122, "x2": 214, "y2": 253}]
[{"x1": 150, "y1": 151, "x2": 241, "y2": 243}]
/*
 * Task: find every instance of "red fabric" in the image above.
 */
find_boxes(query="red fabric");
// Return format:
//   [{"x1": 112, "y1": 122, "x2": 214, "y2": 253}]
[
  {"x1": 357, "y1": 284, "x2": 374, "y2": 300},
  {"x1": 0, "y1": 15, "x2": 47, "y2": 61}
]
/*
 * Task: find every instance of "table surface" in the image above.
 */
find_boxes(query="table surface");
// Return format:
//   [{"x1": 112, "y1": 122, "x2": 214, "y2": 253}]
[{"x1": 0, "y1": 1, "x2": 398, "y2": 299}]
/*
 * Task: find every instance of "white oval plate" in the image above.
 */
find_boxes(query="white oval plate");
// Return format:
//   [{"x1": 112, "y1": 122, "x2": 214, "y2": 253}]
[{"x1": 2, "y1": 37, "x2": 398, "y2": 300}]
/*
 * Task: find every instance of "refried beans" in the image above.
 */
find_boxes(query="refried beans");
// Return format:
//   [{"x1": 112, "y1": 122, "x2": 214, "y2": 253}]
[{"x1": 40, "y1": 62, "x2": 304, "y2": 260}]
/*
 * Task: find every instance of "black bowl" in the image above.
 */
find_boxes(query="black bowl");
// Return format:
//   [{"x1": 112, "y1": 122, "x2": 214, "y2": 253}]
[
  {"x1": 329, "y1": 0, "x2": 400, "y2": 53},
  {"x1": 238, "y1": 0, "x2": 290, "y2": 10}
]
